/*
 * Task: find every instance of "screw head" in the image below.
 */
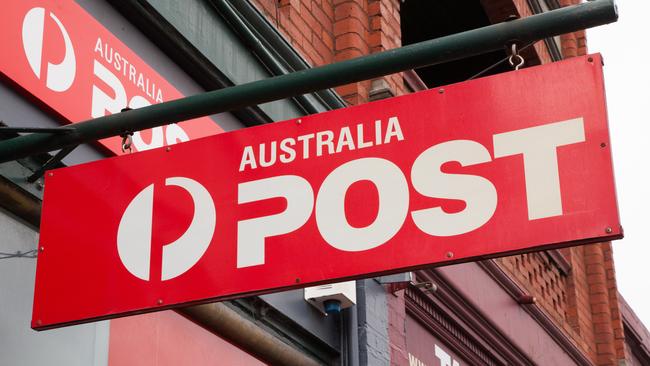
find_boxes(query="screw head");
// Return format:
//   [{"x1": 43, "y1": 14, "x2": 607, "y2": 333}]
[
  {"x1": 39, "y1": 246, "x2": 44, "y2": 252},
  {"x1": 157, "y1": 299, "x2": 163, "y2": 305},
  {"x1": 446, "y1": 251, "x2": 454, "y2": 258},
  {"x1": 35, "y1": 319, "x2": 42, "y2": 326},
  {"x1": 296, "y1": 119, "x2": 302, "y2": 125},
  {"x1": 165, "y1": 147, "x2": 171, "y2": 152},
  {"x1": 47, "y1": 172, "x2": 53, "y2": 177},
  {"x1": 295, "y1": 278, "x2": 301, "y2": 283},
  {"x1": 605, "y1": 227, "x2": 612, "y2": 234},
  {"x1": 600, "y1": 142, "x2": 607, "y2": 148},
  {"x1": 438, "y1": 88, "x2": 445, "y2": 94}
]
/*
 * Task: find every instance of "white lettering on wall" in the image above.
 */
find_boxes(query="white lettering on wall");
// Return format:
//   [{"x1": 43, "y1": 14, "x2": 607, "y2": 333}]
[
  {"x1": 434, "y1": 345, "x2": 460, "y2": 366},
  {"x1": 408, "y1": 353, "x2": 428, "y2": 366},
  {"x1": 92, "y1": 37, "x2": 190, "y2": 152}
]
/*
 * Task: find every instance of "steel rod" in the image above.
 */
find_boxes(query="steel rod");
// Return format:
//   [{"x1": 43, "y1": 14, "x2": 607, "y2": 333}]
[
  {"x1": 0, "y1": 0, "x2": 617, "y2": 163},
  {"x1": 26, "y1": 145, "x2": 79, "y2": 183}
]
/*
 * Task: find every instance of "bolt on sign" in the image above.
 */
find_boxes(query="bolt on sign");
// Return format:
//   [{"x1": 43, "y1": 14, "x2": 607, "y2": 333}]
[
  {"x1": 1, "y1": 1, "x2": 222, "y2": 155},
  {"x1": 33, "y1": 54, "x2": 621, "y2": 330}
]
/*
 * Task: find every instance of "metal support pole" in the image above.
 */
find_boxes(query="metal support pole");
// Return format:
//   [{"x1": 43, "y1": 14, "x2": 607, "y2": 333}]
[{"x1": 0, "y1": 0, "x2": 617, "y2": 163}]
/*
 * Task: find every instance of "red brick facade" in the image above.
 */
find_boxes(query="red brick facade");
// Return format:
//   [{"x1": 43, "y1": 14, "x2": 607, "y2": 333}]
[
  {"x1": 251, "y1": 1, "x2": 628, "y2": 364},
  {"x1": 252, "y1": 0, "x2": 404, "y2": 104}
]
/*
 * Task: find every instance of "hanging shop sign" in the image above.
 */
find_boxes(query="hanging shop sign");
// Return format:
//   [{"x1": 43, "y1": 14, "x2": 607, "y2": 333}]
[
  {"x1": 33, "y1": 54, "x2": 621, "y2": 329},
  {"x1": 0, "y1": 1, "x2": 222, "y2": 155}
]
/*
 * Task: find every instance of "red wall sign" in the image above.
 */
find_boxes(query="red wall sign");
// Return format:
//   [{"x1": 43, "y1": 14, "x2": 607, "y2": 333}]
[
  {"x1": 1, "y1": 1, "x2": 222, "y2": 155},
  {"x1": 33, "y1": 54, "x2": 621, "y2": 329}
]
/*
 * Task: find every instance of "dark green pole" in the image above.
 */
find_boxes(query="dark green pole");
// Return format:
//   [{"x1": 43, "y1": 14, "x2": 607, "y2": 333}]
[{"x1": 0, "y1": 0, "x2": 617, "y2": 163}]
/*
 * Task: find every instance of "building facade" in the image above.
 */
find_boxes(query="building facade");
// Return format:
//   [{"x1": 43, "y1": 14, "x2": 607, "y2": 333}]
[{"x1": 0, "y1": 0, "x2": 647, "y2": 365}]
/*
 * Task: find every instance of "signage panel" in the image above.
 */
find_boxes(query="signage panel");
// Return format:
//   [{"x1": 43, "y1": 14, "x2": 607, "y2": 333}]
[
  {"x1": 33, "y1": 54, "x2": 621, "y2": 329},
  {"x1": 1, "y1": 1, "x2": 222, "y2": 155}
]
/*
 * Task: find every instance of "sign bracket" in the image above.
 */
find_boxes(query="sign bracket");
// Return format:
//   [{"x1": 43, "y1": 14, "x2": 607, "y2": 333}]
[
  {"x1": 26, "y1": 145, "x2": 79, "y2": 183},
  {"x1": 0, "y1": 122, "x2": 79, "y2": 182}
]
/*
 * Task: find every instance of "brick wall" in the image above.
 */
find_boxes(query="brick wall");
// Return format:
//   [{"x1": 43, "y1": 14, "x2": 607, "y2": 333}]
[
  {"x1": 498, "y1": 243, "x2": 624, "y2": 365},
  {"x1": 254, "y1": 0, "x2": 335, "y2": 66},
  {"x1": 496, "y1": 253, "x2": 570, "y2": 325},
  {"x1": 333, "y1": 0, "x2": 371, "y2": 105},
  {"x1": 558, "y1": 0, "x2": 588, "y2": 58},
  {"x1": 250, "y1": 1, "x2": 626, "y2": 364},
  {"x1": 251, "y1": 0, "x2": 404, "y2": 106}
]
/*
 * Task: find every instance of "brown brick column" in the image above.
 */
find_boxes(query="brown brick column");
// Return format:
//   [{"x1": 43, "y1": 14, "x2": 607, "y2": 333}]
[
  {"x1": 253, "y1": 0, "x2": 335, "y2": 67},
  {"x1": 253, "y1": 0, "x2": 406, "y2": 105},
  {"x1": 584, "y1": 243, "x2": 617, "y2": 365},
  {"x1": 602, "y1": 243, "x2": 627, "y2": 364},
  {"x1": 367, "y1": 0, "x2": 405, "y2": 99},
  {"x1": 332, "y1": 0, "x2": 370, "y2": 105},
  {"x1": 556, "y1": 2, "x2": 623, "y2": 360}
]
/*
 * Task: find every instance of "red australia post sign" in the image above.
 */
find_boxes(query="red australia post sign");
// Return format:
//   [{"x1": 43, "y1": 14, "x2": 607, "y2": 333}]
[
  {"x1": 33, "y1": 54, "x2": 621, "y2": 329},
  {"x1": 1, "y1": 0, "x2": 222, "y2": 155}
]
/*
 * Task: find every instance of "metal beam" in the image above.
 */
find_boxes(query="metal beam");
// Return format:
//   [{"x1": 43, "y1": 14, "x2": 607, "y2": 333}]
[
  {"x1": 179, "y1": 303, "x2": 323, "y2": 366},
  {"x1": 0, "y1": 175, "x2": 41, "y2": 227},
  {"x1": 0, "y1": 0, "x2": 617, "y2": 163}
]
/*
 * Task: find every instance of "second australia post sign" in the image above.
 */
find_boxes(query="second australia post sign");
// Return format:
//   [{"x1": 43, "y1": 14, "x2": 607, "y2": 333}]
[{"x1": 33, "y1": 54, "x2": 621, "y2": 329}]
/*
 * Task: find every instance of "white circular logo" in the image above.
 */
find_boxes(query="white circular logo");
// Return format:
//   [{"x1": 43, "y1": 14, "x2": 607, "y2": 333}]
[
  {"x1": 22, "y1": 7, "x2": 76, "y2": 92},
  {"x1": 117, "y1": 177, "x2": 216, "y2": 281}
]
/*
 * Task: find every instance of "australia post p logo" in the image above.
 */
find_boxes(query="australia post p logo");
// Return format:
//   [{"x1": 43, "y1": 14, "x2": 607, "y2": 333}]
[
  {"x1": 117, "y1": 177, "x2": 216, "y2": 281},
  {"x1": 22, "y1": 7, "x2": 76, "y2": 92}
]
